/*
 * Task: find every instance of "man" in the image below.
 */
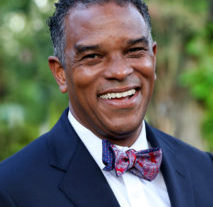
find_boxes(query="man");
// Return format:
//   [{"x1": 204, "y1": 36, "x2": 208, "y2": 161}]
[{"x1": 0, "y1": 0, "x2": 213, "y2": 206}]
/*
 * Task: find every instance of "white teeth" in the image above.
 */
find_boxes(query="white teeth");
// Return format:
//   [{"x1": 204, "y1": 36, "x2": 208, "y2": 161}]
[{"x1": 100, "y1": 89, "x2": 136, "y2": 99}]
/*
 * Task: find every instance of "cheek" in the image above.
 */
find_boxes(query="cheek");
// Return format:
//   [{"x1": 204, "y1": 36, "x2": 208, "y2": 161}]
[
  {"x1": 139, "y1": 56, "x2": 155, "y2": 77},
  {"x1": 72, "y1": 66, "x2": 103, "y2": 88},
  {"x1": 129, "y1": 57, "x2": 155, "y2": 94},
  {"x1": 135, "y1": 56, "x2": 156, "y2": 94}
]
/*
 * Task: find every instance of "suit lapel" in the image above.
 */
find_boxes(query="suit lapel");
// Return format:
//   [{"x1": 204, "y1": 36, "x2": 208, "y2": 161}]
[
  {"x1": 48, "y1": 109, "x2": 120, "y2": 207},
  {"x1": 146, "y1": 123, "x2": 195, "y2": 207},
  {"x1": 59, "y1": 138, "x2": 120, "y2": 207}
]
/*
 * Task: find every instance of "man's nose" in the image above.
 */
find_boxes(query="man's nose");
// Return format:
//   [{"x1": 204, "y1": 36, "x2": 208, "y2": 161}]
[{"x1": 104, "y1": 56, "x2": 133, "y2": 81}]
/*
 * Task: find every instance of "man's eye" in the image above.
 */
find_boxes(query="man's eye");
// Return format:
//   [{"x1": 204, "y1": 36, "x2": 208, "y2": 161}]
[
  {"x1": 82, "y1": 53, "x2": 100, "y2": 60},
  {"x1": 126, "y1": 47, "x2": 147, "y2": 58},
  {"x1": 128, "y1": 47, "x2": 146, "y2": 53}
]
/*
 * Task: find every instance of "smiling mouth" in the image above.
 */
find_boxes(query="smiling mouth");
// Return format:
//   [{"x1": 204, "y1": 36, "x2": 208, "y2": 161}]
[{"x1": 99, "y1": 89, "x2": 136, "y2": 100}]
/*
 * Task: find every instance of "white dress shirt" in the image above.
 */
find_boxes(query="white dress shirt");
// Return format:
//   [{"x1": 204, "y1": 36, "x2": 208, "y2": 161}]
[{"x1": 68, "y1": 111, "x2": 171, "y2": 207}]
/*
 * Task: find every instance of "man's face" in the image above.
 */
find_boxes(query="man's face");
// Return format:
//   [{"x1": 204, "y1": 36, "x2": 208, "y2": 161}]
[{"x1": 49, "y1": 2, "x2": 157, "y2": 146}]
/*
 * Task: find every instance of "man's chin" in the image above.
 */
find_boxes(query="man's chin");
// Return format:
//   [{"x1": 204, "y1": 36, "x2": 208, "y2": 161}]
[{"x1": 103, "y1": 124, "x2": 142, "y2": 146}]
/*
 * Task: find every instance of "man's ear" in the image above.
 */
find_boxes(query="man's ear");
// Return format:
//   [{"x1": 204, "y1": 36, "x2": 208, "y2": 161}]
[
  {"x1": 152, "y1": 42, "x2": 157, "y2": 80},
  {"x1": 48, "y1": 56, "x2": 68, "y2": 93}
]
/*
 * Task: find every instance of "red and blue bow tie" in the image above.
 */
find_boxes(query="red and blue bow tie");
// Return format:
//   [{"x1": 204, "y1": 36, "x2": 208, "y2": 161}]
[{"x1": 102, "y1": 140, "x2": 162, "y2": 181}]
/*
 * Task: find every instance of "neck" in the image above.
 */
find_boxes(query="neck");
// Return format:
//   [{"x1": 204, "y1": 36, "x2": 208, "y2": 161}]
[
  {"x1": 68, "y1": 104, "x2": 143, "y2": 147},
  {"x1": 106, "y1": 124, "x2": 142, "y2": 147}
]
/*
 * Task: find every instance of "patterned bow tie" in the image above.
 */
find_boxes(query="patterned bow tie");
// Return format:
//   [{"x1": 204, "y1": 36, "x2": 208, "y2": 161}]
[{"x1": 102, "y1": 140, "x2": 162, "y2": 181}]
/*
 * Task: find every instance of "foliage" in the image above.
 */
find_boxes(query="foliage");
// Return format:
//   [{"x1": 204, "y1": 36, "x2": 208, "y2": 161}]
[
  {"x1": 0, "y1": 0, "x2": 67, "y2": 160},
  {"x1": 147, "y1": 0, "x2": 212, "y2": 151},
  {"x1": 180, "y1": 21, "x2": 213, "y2": 150}
]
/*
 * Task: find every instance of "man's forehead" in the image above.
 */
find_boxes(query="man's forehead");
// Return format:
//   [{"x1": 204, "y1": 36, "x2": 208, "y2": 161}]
[
  {"x1": 66, "y1": 1, "x2": 145, "y2": 25},
  {"x1": 65, "y1": 2, "x2": 147, "y2": 34},
  {"x1": 63, "y1": 1, "x2": 152, "y2": 53}
]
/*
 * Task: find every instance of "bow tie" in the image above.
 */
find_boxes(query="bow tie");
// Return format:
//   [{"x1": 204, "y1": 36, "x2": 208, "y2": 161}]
[{"x1": 102, "y1": 140, "x2": 162, "y2": 181}]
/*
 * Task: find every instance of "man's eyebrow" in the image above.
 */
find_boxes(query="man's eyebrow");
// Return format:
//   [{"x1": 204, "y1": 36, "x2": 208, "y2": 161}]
[
  {"x1": 74, "y1": 44, "x2": 100, "y2": 54},
  {"x1": 127, "y1": 37, "x2": 149, "y2": 46}
]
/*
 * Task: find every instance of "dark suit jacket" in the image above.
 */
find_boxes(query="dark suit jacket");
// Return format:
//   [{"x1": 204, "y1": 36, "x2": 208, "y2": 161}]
[{"x1": 0, "y1": 108, "x2": 213, "y2": 207}]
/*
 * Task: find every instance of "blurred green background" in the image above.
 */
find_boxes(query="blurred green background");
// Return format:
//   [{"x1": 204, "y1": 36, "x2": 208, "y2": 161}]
[{"x1": 0, "y1": 0, "x2": 213, "y2": 160}]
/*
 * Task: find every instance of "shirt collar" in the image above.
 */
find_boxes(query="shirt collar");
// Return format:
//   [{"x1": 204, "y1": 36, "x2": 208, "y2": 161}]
[{"x1": 68, "y1": 110, "x2": 149, "y2": 169}]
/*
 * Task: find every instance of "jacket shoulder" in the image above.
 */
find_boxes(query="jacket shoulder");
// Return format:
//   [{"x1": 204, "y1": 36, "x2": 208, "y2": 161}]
[
  {"x1": 0, "y1": 133, "x2": 50, "y2": 187},
  {"x1": 147, "y1": 124, "x2": 213, "y2": 167}
]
